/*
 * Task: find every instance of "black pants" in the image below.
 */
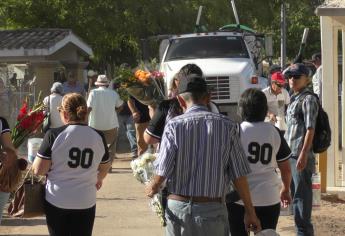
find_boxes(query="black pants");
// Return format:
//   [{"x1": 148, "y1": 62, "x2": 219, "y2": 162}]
[
  {"x1": 227, "y1": 202, "x2": 281, "y2": 236},
  {"x1": 45, "y1": 200, "x2": 96, "y2": 236}
]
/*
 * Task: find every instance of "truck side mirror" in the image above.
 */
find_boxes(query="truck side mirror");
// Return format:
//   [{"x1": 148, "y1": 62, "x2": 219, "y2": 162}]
[
  {"x1": 265, "y1": 35, "x2": 273, "y2": 58},
  {"x1": 159, "y1": 39, "x2": 170, "y2": 62}
]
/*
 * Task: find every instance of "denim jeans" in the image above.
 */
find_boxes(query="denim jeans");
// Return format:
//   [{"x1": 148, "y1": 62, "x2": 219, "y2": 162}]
[
  {"x1": 0, "y1": 191, "x2": 10, "y2": 224},
  {"x1": 290, "y1": 155, "x2": 315, "y2": 236},
  {"x1": 165, "y1": 199, "x2": 229, "y2": 236},
  {"x1": 118, "y1": 114, "x2": 137, "y2": 154}
]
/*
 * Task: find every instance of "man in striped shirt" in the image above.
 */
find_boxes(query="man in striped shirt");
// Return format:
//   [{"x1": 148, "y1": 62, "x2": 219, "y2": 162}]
[{"x1": 145, "y1": 75, "x2": 261, "y2": 236}]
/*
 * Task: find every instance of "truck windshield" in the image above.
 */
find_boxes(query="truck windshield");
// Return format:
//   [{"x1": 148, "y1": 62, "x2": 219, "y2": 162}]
[{"x1": 165, "y1": 36, "x2": 249, "y2": 61}]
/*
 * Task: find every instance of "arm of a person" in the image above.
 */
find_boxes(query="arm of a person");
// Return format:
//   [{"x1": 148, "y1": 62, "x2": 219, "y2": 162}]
[
  {"x1": 95, "y1": 130, "x2": 111, "y2": 190},
  {"x1": 0, "y1": 132, "x2": 15, "y2": 151},
  {"x1": 86, "y1": 90, "x2": 94, "y2": 113},
  {"x1": 144, "y1": 101, "x2": 168, "y2": 145},
  {"x1": 144, "y1": 132, "x2": 160, "y2": 145},
  {"x1": 297, "y1": 128, "x2": 315, "y2": 171},
  {"x1": 127, "y1": 98, "x2": 140, "y2": 122},
  {"x1": 32, "y1": 157, "x2": 51, "y2": 176},
  {"x1": 97, "y1": 162, "x2": 111, "y2": 182},
  {"x1": 0, "y1": 118, "x2": 15, "y2": 151},
  {"x1": 233, "y1": 176, "x2": 261, "y2": 233},
  {"x1": 278, "y1": 160, "x2": 292, "y2": 206},
  {"x1": 146, "y1": 123, "x2": 176, "y2": 197},
  {"x1": 127, "y1": 97, "x2": 137, "y2": 113},
  {"x1": 145, "y1": 175, "x2": 166, "y2": 197},
  {"x1": 115, "y1": 103, "x2": 124, "y2": 112},
  {"x1": 114, "y1": 93, "x2": 124, "y2": 112}
]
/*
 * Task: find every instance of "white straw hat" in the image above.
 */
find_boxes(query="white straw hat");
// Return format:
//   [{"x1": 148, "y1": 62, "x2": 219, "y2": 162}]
[{"x1": 95, "y1": 75, "x2": 109, "y2": 86}]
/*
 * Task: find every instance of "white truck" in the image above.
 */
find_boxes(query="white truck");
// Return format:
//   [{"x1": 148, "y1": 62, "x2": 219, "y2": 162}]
[{"x1": 159, "y1": 28, "x2": 271, "y2": 120}]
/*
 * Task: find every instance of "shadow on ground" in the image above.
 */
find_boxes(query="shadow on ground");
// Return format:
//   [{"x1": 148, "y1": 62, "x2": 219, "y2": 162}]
[
  {"x1": 1, "y1": 218, "x2": 46, "y2": 227},
  {"x1": 0, "y1": 235, "x2": 48, "y2": 236},
  {"x1": 96, "y1": 197, "x2": 136, "y2": 201}
]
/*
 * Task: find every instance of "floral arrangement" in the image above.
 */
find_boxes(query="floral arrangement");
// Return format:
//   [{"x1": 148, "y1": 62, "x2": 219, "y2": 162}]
[
  {"x1": 11, "y1": 92, "x2": 45, "y2": 148},
  {"x1": 114, "y1": 60, "x2": 165, "y2": 106},
  {"x1": 130, "y1": 152, "x2": 166, "y2": 226}
]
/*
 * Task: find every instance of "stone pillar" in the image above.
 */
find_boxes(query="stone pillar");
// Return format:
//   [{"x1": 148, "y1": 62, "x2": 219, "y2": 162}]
[{"x1": 30, "y1": 61, "x2": 61, "y2": 98}]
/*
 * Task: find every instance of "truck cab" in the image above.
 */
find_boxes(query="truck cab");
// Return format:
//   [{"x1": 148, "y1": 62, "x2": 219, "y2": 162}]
[{"x1": 159, "y1": 30, "x2": 268, "y2": 120}]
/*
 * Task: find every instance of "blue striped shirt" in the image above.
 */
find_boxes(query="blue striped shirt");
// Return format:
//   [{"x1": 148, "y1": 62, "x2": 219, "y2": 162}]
[
  {"x1": 285, "y1": 88, "x2": 319, "y2": 156},
  {"x1": 154, "y1": 105, "x2": 251, "y2": 198}
]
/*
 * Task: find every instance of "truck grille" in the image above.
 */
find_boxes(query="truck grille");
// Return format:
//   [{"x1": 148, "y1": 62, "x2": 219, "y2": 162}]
[{"x1": 205, "y1": 76, "x2": 240, "y2": 103}]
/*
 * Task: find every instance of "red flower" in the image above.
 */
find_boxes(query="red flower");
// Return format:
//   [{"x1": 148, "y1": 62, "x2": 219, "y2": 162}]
[
  {"x1": 17, "y1": 102, "x2": 28, "y2": 121},
  {"x1": 18, "y1": 115, "x2": 33, "y2": 130},
  {"x1": 17, "y1": 110, "x2": 44, "y2": 131}
]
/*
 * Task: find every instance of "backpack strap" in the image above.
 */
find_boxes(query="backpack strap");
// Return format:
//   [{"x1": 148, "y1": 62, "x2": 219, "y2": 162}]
[{"x1": 296, "y1": 90, "x2": 320, "y2": 121}]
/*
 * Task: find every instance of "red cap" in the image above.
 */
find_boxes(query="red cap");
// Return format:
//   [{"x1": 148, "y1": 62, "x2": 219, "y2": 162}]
[{"x1": 271, "y1": 72, "x2": 286, "y2": 84}]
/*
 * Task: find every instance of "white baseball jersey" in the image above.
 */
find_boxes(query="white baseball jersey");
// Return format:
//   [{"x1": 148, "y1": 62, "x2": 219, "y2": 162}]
[
  {"x1": 0, "y1": 117, "x2": 10, "y2": 135},
  {"x1": 37, "y1": 124, "x2": 109, "y2": 209},
  {"x1": 236, "y1": 121, "x2": 291, "y2": 206}
]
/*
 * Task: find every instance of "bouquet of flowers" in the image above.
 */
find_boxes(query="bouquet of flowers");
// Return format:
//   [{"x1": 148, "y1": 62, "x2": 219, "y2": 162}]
[
  {"x1": 11, "y1": 92, "x2": 45, "y2": 149},
  {"x1": 130, "y1": 152, "x2": 166, "y2": 226},
  {"x1": 114, "y1": 60, "x2": 165, "y2": 106}
]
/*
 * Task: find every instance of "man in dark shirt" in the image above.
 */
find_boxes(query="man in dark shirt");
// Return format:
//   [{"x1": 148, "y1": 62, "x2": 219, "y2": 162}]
[
  {"x1": 127, "y1": 96, "x2": 150, "y2": 155},
  {"x1": 144, "y1": 98, "x2": 181, "y2": 144}
]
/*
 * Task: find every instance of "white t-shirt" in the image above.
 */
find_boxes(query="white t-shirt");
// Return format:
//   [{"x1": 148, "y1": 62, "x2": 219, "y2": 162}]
[
  {"x1": 236, "y1": 121, "x2": 291, "y2": 206},
  {"x1": 262, "y1": 87, "x2": 290, "y2": 131},
  {"x1": 312, "y1": 66, "x2": 322, "y2": 101},
  {"x1": 87, "y1": 87, "x2": 123, "y2": 130},
  {"x1": 37, "y1": 124, "x2": 110, "y2": 209},
  {"x1": 43, "y1": 94, "x2": 64, "y2": 128}
]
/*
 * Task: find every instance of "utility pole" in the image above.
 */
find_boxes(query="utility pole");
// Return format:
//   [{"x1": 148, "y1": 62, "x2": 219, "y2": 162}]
[{"x1": 281, "y1": 0, "x2": 286, "y2": 69}]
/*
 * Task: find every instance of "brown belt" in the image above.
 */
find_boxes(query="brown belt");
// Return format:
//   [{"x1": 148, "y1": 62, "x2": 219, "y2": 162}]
[{"x1": 168, "y1": 194, "x2": 222, "y2": 203}]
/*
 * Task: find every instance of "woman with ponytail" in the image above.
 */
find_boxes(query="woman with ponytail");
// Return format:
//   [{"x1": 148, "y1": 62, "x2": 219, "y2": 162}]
[{"x1": 32, "y1": 93, "x2": 111, "y2": 236}]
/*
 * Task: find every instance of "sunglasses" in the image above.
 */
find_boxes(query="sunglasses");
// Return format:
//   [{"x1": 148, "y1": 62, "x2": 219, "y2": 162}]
[{"x1": 288, "y1": 74, "x2": 302, "y2": 80}]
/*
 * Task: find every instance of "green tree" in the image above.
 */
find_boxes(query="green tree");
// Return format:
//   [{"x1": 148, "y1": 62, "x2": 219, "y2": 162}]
[{"x1": 0, "y1": 0, "x2": 325, "y2": 67}]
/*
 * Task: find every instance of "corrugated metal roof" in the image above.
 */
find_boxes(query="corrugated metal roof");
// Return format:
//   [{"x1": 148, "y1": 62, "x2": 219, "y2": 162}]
[
  {"x1": 321, "y1": 0, "x2": 345, "y2": 8},
  {"x1": 0, "y1": 28, "x2": 71, "y2": 50}
]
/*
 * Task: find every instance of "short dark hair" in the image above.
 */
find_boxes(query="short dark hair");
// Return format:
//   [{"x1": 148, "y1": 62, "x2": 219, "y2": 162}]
[
  {"x1": 238, "y1": 88, "x2": 268, "y2": 122},
  {"x1": 176, "y1": 64, "x2": 203, "y2": 80}
]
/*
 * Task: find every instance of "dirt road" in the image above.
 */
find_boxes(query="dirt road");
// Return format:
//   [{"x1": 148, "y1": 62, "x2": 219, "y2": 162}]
[{"x1": 1, "y1": 151, "x2": 344, "y2": 236}]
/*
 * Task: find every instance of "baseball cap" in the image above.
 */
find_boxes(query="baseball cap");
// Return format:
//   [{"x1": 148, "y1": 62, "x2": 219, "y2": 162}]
[
  {"x1": 177, "y1": 75, "x2": 208, "y2": 94},
  {"x1": 311, "y1": 53, "x2": 321, "y2": 62},
  {"x1": 271, "y1": 72, "x2": 286, "y2": 84},
  {"x1": 283, "y1": 63, "x2": 310, "y2": 78}
]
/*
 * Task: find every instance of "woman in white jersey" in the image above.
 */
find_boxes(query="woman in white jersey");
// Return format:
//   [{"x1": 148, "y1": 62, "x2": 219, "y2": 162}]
[
  {"x1": 33, "y1": 93, "x2": 111, "y2": 236},
  {"x1": 227, "y1": 88, "x2": 292, "y2": 235}
]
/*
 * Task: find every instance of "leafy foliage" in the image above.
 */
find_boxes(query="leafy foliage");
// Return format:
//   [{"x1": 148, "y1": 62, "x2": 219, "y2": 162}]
[{"x1": 0, "y1": 0, "x2": 324, "y2": 69}]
